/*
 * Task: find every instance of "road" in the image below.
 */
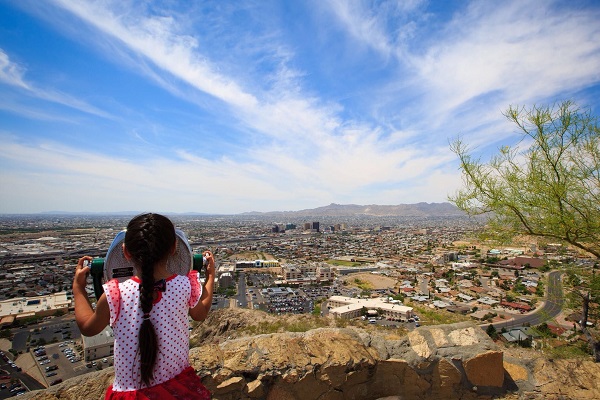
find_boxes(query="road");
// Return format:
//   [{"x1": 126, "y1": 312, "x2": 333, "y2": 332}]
[
  {"x1": 237, "y1": 272, "x2": 248, "y2": 308},
  {"x1": 485, "y1": 270, "x2": 564, "y2": 330}
]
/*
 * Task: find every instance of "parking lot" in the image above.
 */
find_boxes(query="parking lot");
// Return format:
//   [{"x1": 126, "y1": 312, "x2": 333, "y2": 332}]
[
  {"x1": 32, "y1": 341, "x2": 110, "y2": 387},
  {"x1": 12, "y1": 317, "x2": 80, "y2": 352}
]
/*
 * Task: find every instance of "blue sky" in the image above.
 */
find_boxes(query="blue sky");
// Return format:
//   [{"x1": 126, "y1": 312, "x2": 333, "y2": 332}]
[{"x1": 1, "y1": 0, "x2": 599, "y2": 214}]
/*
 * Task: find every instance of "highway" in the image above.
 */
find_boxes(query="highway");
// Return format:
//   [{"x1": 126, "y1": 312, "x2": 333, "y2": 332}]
[{"x1": 485, "y1": 270, "x2": 564, "y2": 331}]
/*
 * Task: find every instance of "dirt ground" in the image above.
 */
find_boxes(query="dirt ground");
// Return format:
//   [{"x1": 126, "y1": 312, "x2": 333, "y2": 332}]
[
  {"x1": 17, "y1": 352, "x2": 46, "y2": 387},
  {"x1": 341, "y1": 272, "x2": 397, "y2": 289},
  {"x1": 0, "y1": 339, "x2": 46, "y2": 387},
  {"x1": 0, "y1": 338, "x2": 10, "y2": 352}
]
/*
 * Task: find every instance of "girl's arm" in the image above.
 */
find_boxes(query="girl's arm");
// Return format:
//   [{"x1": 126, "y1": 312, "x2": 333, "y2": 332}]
[
  {"x1": 73, "y1": 256, "x2": 110, "y2": 336},
  {"x1": 189, "y1": 251, "x2": 215, "y2": 321}
]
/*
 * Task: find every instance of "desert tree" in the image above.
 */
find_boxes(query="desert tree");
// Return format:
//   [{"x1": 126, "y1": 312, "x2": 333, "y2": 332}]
[{"x1": 449, "y1": 100, "x2": 600, "y2": 361}]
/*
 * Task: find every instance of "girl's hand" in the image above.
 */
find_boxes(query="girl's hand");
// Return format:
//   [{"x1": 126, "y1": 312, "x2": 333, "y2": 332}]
[
  {"x1": 73, "y1": 256, "x2": 92, "y2": 290},
  {"x1": 203, "y1": 250, "x2": 215, "y2": 276},
  {"x1": 73, "y1": 255, "x2": 110, "y2": 336}
]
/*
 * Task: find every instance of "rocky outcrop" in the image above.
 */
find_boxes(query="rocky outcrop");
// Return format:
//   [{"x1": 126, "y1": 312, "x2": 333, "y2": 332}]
[{"x1": 19, "y1": 320, "x2": 600, "y2": 400}]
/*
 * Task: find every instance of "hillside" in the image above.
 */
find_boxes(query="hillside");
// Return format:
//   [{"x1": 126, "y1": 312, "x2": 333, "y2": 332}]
[{"x1": 21, "y1": 309, "x2": 600, "y2": 400}]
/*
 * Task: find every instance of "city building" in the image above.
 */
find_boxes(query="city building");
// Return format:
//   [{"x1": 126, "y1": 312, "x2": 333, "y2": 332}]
[
  {"x1": 498, "y1": 256, "x2": 547, "y2": 270},
  {"x1": 280, "y1": 263, "x2": 333, "y2": 284},
  {"x1": 82, "y1": 326, "x2": 114, "y2": 361},
  {"x1": 235, "y1": 260, "x2": 279, "y2": 269},
  {"x1": 327, "y1": 296, "x2": 414, "y2": 321},
  {"x1": 312, "y1": 222, "x2": 320, "y2": 232},
  {"x1": 0, "y1": 292, "x2": 70, "y2": 326}
]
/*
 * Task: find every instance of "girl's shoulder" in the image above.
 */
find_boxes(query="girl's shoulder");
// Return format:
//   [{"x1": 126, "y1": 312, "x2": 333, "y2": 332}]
[
  {"x1": 102, "y1": 279, "x2": 121, "y2": 325},
  {"x1": 187, "y1": 270, "x2": 202, "y2": 307},
  {"x1": 186, "y1": 269, "x2": 200, "y2": 281}
]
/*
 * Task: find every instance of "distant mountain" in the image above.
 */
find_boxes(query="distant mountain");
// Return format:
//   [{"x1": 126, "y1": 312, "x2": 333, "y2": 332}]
[{"x1": 242, "y1": 202, "x2": 465, "y2": 217}]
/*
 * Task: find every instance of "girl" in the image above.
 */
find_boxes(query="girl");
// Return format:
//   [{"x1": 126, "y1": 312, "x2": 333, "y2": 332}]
[{"x1": 73, "y1": 213, "x2": 214, "y2": 399}]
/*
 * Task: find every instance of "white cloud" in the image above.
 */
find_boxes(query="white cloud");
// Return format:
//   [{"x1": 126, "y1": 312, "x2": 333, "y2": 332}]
[
  {"x1": 0, "y1": 49, "x2": 29, "y2": 89},
  {"x1": 413, "y1": 1, "x2": 600, "y2": 117},
  {"x1": 1, "y1": 0, "x2": 598, "y2": 213},
  {"x1": 324, "y1": 0, "x2": 393, "y2": 58},
  {"x1": 49, "y1": 1, "x2": 354, "y2": 156},
  {"x1": 53, "y1": 0, "x2": 258, "y2": 110}
]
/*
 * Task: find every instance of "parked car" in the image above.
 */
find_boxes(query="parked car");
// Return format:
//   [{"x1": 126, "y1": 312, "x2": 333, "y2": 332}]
[
  {"x1": 50, "y1": 379, "x2": 62, "y2": 386},
  {"x1": 45, "y1": 371, "x2": 57, "y2": 377}
]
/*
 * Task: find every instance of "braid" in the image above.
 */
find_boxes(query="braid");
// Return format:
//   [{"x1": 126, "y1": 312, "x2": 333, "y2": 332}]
[
  {"x1": 124, "y1": 213, "x2": 176, "y2": 387},
  {"x1": 139, "y1": 257, "x2": 157, "y2": 385}
]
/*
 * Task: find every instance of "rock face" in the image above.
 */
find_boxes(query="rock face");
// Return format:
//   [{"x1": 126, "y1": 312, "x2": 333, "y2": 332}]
[{"x1": 19, "y1": 320, "x2": 600, "y2": 400}]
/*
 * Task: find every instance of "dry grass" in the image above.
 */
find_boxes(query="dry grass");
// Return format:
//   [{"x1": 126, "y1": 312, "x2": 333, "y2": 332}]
[{"x1": 341, "y1": 272, "x2": 397, "y2": 290}]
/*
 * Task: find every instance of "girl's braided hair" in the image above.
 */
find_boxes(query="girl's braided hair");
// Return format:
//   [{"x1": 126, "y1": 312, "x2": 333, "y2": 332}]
[{"x1": 124, "y1": 213, "x2": 176, "y2": 386}]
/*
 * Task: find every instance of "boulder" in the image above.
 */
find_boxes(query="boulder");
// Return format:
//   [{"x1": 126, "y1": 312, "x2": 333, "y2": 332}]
[{"x1": 18, "y1": 317, "x2": 600, "y2": 400}]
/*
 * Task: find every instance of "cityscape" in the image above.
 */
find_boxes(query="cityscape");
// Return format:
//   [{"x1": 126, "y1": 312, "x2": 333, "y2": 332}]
[
  {"x1": 1, "y1": 0, "x2": 599, "y2": 397},
  {"x1": 0, "y1": 212, "x2": 595, "y2": 397}
]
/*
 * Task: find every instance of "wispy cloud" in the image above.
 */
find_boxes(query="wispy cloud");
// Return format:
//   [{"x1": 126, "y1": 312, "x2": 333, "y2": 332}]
[
  {"x1": 0, "y1": 133, "x2": 343, "y2": 213},
  {"x1": 47, "y1": 0, "x2": 435, "y2": 182},
  {"x1": 412, "y1": 1, "x2": 600, "y2": 121},
  {"x1": 0, "y1": 0, "x2": 599, "y2": 213},
  {"x1": 0, "y1": 49, "x2": 30, "y2": 89},
  {"x1": 52, "y1": 0, "x2": 258, "y2": 110},
  {"x1": 323, "y1": 0, "x2": 600, "y2": 147},
  {"x1": 0, "y1": 47, "x2": 114, "y2": 119}
]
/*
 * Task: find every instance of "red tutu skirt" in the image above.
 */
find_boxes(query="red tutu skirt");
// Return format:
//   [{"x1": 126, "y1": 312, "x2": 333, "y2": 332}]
[{"x1": 105, "y1": 367, "x2": 211, "y2": 399}]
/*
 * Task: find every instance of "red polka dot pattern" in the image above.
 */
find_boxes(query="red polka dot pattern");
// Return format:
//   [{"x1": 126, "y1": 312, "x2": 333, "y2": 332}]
[{"x1": 103, "y1": 271, "x2": 203, "y2": 392}]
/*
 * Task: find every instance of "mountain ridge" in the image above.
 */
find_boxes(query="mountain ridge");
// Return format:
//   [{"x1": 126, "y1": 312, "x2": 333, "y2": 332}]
[{"x1": 242, "y1": 202, "x2": 465, "y2": 217}]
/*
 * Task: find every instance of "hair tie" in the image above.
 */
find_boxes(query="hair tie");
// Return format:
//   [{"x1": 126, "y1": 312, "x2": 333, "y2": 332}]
[{"x1": 142, "y1": 313, "x2": 151, "y2": 320}]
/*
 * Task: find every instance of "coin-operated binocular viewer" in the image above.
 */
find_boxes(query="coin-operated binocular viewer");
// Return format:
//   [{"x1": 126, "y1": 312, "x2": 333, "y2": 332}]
[{"x1": 90, "y1": 229, "x2": 207, "y2": 301}]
